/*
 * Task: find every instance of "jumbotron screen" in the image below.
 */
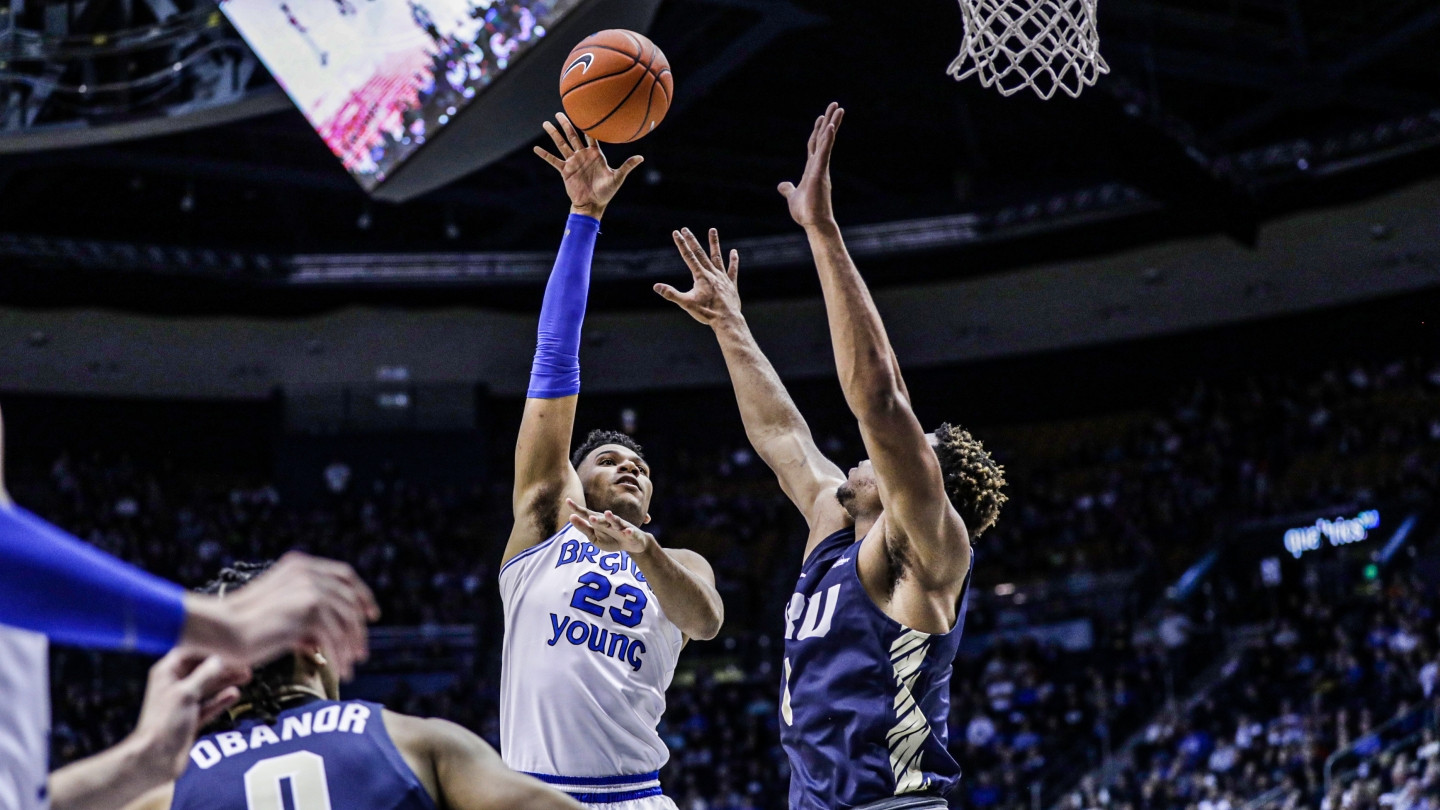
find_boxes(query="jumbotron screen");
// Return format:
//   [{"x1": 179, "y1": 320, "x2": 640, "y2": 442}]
[{"x1": 221, "y1": 0, "x2": 581, "y2": 191}]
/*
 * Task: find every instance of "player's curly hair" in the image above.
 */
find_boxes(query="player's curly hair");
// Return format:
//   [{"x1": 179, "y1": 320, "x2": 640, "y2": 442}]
[
  {"x1": 933, "y1": 423, "x2": 1007, "y2": 539},
  {"x1": 197, "y1": 561, "x2": 294, "y2": 727},
  {"x1": 571, "y1": 429, "x2": 646, "y2": 469}
]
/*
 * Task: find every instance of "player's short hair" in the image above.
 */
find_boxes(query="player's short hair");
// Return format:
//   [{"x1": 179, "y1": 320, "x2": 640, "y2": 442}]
[
  {"x1": 197, "y1": 561, "x2": 292, "y2": 725},
  {"x1": 571, "y1": 429, "x2": 646, "y2": 470},
  {"x1": 933, "y1": 423, "x2": 1007, "y2": 539}
]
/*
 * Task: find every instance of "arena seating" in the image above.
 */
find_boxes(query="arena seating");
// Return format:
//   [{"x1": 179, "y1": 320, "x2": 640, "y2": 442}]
[{"x1": 35, "y1": 352, "x2": 1440, "y2": 808}]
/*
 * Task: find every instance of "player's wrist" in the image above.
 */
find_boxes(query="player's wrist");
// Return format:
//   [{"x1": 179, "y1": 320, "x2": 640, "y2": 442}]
[
  {"x1": 570, "y1": 203, "x2": 605, "y2": 221},
  {"x1": 802, "y1": 218, "x2": 840, "y2": 237},
  {"x1": 116, "y1": 727, "x2": 175, "y2": 788},
  {"x1": 627, "y1": 530, "x2": 659, "y2": 558},
  {"x1": 179, "y1": 594, "x2": 244, "y2": 659},
  {"x1": 711, "y1": 312, "x2": 749, "y2": 336}
]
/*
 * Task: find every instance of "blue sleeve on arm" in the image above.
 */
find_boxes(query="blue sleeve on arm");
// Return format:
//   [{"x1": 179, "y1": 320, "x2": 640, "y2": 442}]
[
  {"x1": 0, "y1": 505, "x2": 186, "y2": 655},
  {"x1": 527, "y1": 213, "x2": 600, "y2": 399}
]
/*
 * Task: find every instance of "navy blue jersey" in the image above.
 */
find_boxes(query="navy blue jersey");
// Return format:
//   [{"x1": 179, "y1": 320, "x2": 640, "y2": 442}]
[
  {"x1": 780, "y1": 529, "x2": 972, "y2": 809},
  {"x1": 172, "y1": 698, "x2": 435, "y2": 810}
]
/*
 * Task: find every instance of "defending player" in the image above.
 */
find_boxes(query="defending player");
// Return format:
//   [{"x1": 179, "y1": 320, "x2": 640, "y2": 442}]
[
  {"x1": 657, "y1": 103, "x2": 1007, "y2": 809},
  {"x1": 499, "y1": 114, "x2": 723, "y2": 808},
  {"x1": 121, "y1": 563, "x2": 588, "y2": 810}
]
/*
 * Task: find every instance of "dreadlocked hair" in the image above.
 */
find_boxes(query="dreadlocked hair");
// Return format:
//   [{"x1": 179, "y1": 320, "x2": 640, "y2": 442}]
[
  {"x1": 197, "y1": 561, "x2": 293, "y2": 727},
  {"x1": 571, "y1": 429, "x2": 645, "y2": 469},
  {"x1": 933, "y1": 423, "x2": 1008, "y2": 539}
]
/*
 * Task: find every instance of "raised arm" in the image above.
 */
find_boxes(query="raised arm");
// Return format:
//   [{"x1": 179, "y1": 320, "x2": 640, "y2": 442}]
[
  {"x1": 657, "y1": 228, "x2": 849, "y2": 546},
  {"x1": 506, "y1": 114, "x2": 643, "y2": 565},
  {"x1": 778, "y1": 105, "x2": 969, "y2": 588}
]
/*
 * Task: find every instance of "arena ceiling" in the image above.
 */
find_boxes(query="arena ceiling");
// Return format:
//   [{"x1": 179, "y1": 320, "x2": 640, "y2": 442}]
[{"x1": 0, "y1": 0, "x2": 1437, "y2": 312}]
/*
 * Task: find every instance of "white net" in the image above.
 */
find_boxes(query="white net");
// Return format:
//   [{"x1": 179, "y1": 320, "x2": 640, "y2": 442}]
[{"x1": 947, "y1": 0, "x2": 1109, "y2": 100}]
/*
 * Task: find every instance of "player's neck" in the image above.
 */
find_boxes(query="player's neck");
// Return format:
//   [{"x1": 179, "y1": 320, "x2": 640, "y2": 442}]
[{"x1": 854, "y1": 512, "x2": 881, "y2": 542}]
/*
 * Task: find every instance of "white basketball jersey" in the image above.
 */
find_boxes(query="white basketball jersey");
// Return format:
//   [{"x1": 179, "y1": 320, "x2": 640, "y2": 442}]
[
  {"x1": 499, "y1": 525, "x2": 683, "y2": 778},
  {"x1": 0, "y1": 625, "x2": 49, "y2": 810}
]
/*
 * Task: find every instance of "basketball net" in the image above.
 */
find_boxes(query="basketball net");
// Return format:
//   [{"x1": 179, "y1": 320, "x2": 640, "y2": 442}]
[{"x1": 948, "y1": 0, "x2": 1109, "y2": 99}]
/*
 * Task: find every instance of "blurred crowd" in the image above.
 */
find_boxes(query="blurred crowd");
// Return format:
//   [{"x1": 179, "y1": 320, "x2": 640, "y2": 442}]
[
  {"x1": 28, "y1": 351, "x2": 1440, "y2": 808},
  {"x1": 1060, "y1": 567, "x2": 1440, "y2": 810}
]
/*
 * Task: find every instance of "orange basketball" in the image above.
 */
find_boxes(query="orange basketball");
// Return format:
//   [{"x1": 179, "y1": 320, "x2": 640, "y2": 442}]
[{"x1": 559, "y1": 30, "x2": 672, "y2": 144}]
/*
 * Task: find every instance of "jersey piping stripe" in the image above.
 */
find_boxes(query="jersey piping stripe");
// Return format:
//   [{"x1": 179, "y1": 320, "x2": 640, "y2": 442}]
[
  {"x1": 567, "y1": 787, "x2": 664, "y2": 804},
  {"x1": 498, "y1": 528, "x2": 567, "y2": 576},
  {"x1": 525, "y1": 770, "x2": 660, "y2": 787}
]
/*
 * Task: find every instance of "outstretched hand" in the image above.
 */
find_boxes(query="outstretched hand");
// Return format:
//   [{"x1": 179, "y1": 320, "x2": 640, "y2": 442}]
[
  {"x1": 183, "y1": 551, "x2": 380, "y2": 682},
  {"x1": 778, "y1": 102, "x2": 843, "y2": 229},
  {"x1": 566, "y1": 498, "x2": 654, "y2": 556},
  {"x1": 655, "y1": 227, "x2": 743, "y2": 327},
  {"x1": 534, "y1": 112, "x2": 644, "y2": 220},
  {"x1": 128, "y1": 650, "x2": 251, "y2": 784}
]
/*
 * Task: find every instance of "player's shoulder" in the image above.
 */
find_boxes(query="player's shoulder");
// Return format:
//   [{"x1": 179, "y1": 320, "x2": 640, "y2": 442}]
[
  {"x1": 499, "y1": 523, "x2": 574, "y2": 578},
  {"x1": 384, "y1": 709, "x2": 500, "y2": 765},
  {"x1": 801, "y1": 493, "x2": 855, "y2": 561},
  {"x1": 661, "y1": 546, "x2": 715, "y2": 580}
]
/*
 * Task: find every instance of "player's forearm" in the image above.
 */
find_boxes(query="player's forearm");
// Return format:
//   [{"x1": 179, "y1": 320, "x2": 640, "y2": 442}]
[
  {"x1": 712, "y1": 318, "x2": 812, "y2": 454},
  {"x1": 629, "y1": 545, "x2": 723, "y2": 641},
  {"x1": 803, "y1": 222, "x2": 907, "y2": 421},
  {"x1": 514, "y1": 214, "x2": 599, "y2": 494},
  {"x1": 0, "y1": 505, "x2": 186, "y2": 655},
  {"x1": 49, "y1": 732, "x2": 168, "y2": 810}
]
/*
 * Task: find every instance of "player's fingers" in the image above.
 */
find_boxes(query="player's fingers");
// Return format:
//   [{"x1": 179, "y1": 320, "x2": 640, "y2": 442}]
[
  {"x1": 807, "y1": 114, "x2": 823, "y2": 155},
  {"x1": 158, "y1": 647, "x2": 210, "y2": 684},
  {"x1": 567, "y1": 514, "x2": 596, "y2": 538},
  {"x1": 611, "y1": 512, "x2": 638, "y2": 532},
  {"x1": 182, "y1": 655, "x2": 251, "y2": 705},
  {"x1": 314, "y1": 581, "x2": 370, "y2": 665},
  {"x1": 679, "y1": 229, "x2": 716, "y2": 275},
  {"x1": 727, "y1": 249, "x2": 740, "y2": 284},
  {"x1": 672, "y1": 230, "x2": 710, "y2": 278},
  {"x1": 653, "y1": 283, "x2": 684, "y2": 304},
  {"x1": 815, "y1": 124, "x2": 839, "y2": 169},
  {"x1": 708, "y1": 228, "x2": 723, "y2": 268},
  {"x1": 318, "y1": 559, "x2": 380, "y2": 623},
  {"x1": 197, "y1": 686, "x2": 243, "y2": 728},
  {"x1": 556, "y1": 113, "x2": 583, "y2": 153},
  {"x1": 323, "y1": 589, "x2": 370, "y2": 668},
  {"x1": 777, "y1": 181, "x2": 796, "y2": 199},
  {"x1": 542, "y1": 121, "x2": 573, "y2": 158},
  {"x1": 533, "y1": 146, "x2": 566, "y2": 173},
  {"x1": 314, "y1": 609, "x2": 356, "y2": 680},
  {"x1": 614, "y1": 155, "x2": 644, "y2": 184}
]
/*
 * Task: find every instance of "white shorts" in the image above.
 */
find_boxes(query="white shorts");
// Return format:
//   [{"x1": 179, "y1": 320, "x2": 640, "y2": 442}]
[
  {"x1": 581, "y1": 796, "x2": 678, "y2": 810},
  {"x1": 529, "y1": 770, "x2": 676, "y2": 810}
]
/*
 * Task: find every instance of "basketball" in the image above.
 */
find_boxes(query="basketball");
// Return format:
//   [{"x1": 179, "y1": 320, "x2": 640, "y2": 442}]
[{"x1": 559, "y1": 29, "x2": 673, "y2": 144}]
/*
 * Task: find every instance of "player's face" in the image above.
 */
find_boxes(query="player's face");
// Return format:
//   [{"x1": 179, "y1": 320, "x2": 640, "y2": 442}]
[
  {"x1": 578, "y1": 444, "x2": 653, "y2": 526},
  {"x1": 836, "y1": 459, "x2": 881, "y2": 520}
]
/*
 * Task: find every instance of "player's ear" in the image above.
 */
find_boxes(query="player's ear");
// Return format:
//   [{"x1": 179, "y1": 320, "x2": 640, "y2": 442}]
[{"x1": 642, "y1": 513, "x2": 651, "y2": 526}]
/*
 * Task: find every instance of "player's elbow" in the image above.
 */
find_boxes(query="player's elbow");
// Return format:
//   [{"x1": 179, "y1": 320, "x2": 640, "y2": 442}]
[
  {"x1": 688, "y1": 603, "x2": 724, "y2": 642},
  {"x1": 849, "y1": 384, "x2": 908, "y2": 425}
]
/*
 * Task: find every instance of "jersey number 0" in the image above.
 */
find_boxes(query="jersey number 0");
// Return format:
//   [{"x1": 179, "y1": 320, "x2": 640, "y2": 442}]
[{"x1": 244, "y1": 751, "x2": 334, "y2": 810}]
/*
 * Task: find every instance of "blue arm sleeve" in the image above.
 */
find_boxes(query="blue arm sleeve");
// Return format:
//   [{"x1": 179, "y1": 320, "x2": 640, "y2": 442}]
[
  {"x1": 0, "y1": 504, "x2": 186, "y2": 655},
  {"x1": 527, "y1": 213, "x2": 600, "y2": 399}
]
